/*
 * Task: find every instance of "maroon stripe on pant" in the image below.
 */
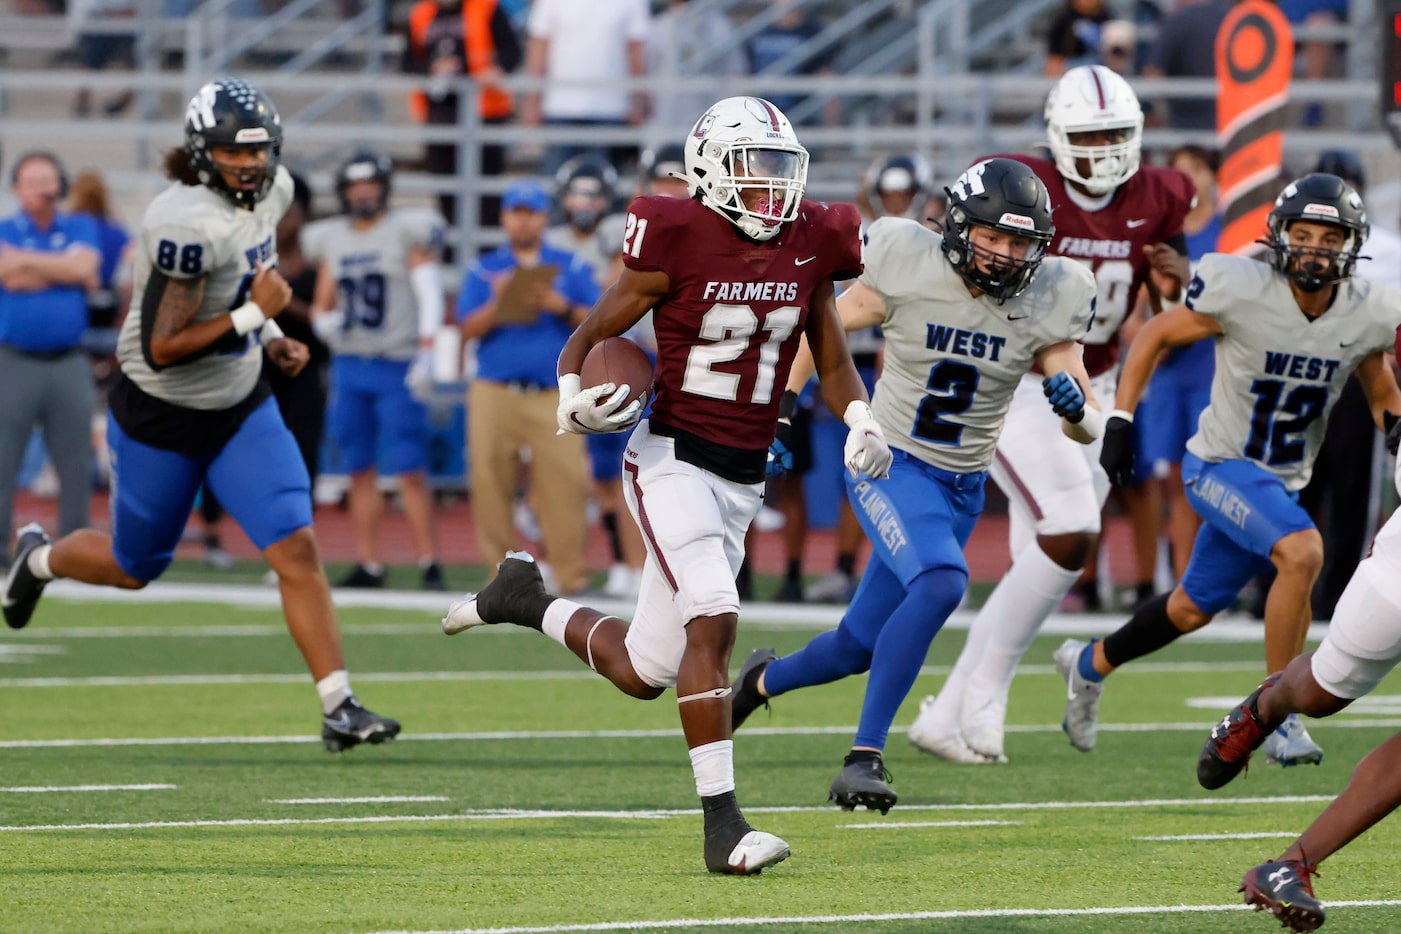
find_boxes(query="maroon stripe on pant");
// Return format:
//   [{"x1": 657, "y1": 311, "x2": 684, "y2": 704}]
[
  {"x1": 995, "y1": 449, "x2": 1044, "y2": 521},
  {"x1": 624, "y1": 460, "x2": 678, "y2": 592}
]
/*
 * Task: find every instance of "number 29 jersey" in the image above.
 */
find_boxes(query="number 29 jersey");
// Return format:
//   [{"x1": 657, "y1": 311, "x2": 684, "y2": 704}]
[
  {"x1": 1186, "y1": 253, "x2": 1401, "y2": 490},
  {"x1": 117, "y1": 166, "x2": 294, "y2": 411},
  {"x1": 620, "y1": 195, "x2": 863, "y2": 452},
  {"x1": 861, "y1": 217, "x2": 1097, "y2": 474}
]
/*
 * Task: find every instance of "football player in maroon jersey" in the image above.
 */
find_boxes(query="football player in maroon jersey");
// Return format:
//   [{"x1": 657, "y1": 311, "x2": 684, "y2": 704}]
[
  {"x1": 442, "y1": 97, "x2": 892, "y2": 874},
  {"x1": 911, "y1": 64, "x2": 1195, "y2": 764}
]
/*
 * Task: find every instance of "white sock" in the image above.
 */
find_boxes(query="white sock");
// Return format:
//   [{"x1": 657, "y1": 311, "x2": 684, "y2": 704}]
[
  {"x1": 541, "y1": 599, "x2": 583, "y2": 645},
  {"x1": 963, "y1": 542, "x2": 1080, "y2": 703},
  {"x1": 689, "y1": 739, "x2": 735, "y2": 797},
  {"x1": 315, "y1": 669, "x2": 353, "y2": 715},
  {"x1": 27, "y1": 544, "x2": 55, "y2": 581}
]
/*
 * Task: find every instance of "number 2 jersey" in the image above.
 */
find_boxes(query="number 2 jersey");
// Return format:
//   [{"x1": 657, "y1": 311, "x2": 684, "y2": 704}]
[
  {"x1": 861, "y1": 217, "x2": 1097, "y2": 475},
  {"x1": 1186, "y1": 253, "x2": 1401, "y2": 490},
  {"x1": 620, "y1": 195, "x2": 863, "y2": 457},
  {"x1": 116, "y1": 166, "x2": 294, "y2": 411},
  {"x1": 301, "y1": 207, "x2": 445, "y2": 361}
]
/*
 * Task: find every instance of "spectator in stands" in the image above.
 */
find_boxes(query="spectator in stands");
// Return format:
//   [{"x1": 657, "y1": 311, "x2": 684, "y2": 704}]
[
  {"x1": 1143, "y1": 0, "x2": 1233, "y2": 131},
  {"x1": 1098, "y1": 19, "x2": 1137, "y2": 77},
  {"x1": 0, "y1": 152, "x2": 100, "y2": 564},
  {"x1": 69, "y1": 0, "x2": 137, "y2": 117},
  {"x1": 648, "y1": 0, "x2": 746, "y2": 133},
  {"x1": 457, "y1": 180, "x2": 597, "y2": 595},
  {"x1": 403, "y1": 0, "x2": 521, "y2": 240},
  {"x1": 744, "y1": 0, "x2": 838, "y2": 127},
  {"x1": 1297, "y1": 150, "x2": 1400, "y2": 619},
  {"x1": 523, "y1": 0, "x2": 651, "y2": 175},
  {"x1": 1279, "y1": 0, "x2": 1349, "y2": 126},
  {"x1": 1044, "y1": 0, "x2": 1112, "y2": 77},
  {"x1": 66, "y1": 171, "x2": 132, "y2": 388}
]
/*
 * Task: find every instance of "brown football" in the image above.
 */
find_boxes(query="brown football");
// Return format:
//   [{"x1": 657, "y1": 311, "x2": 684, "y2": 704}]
[{"x1": 580, "y1": 337, "x2": 654, "y2": 411}]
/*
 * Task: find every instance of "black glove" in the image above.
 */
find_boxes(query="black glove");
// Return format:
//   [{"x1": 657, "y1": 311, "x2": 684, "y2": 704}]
[
  {"x1": 1386, "y1": 411, "x2": 1401, "y2": 456},
  {"x1": 767, "y1": 419, "x2": 794, "y2": 478},
  {"x1": 1099, "y1": 415, "x2": 1135, "y2": 487}
]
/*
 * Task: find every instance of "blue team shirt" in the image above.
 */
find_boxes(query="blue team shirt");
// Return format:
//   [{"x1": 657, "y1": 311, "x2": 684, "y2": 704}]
[
  {"x1": 1161, "y1": 214, "x2": 1223, "y2": 375},
  {"x1": 0, "y1": 210, "x2": 100, "y2": 352},
  {"x1": 457, "y1": 243, "x2": 599, "y2": 386}
]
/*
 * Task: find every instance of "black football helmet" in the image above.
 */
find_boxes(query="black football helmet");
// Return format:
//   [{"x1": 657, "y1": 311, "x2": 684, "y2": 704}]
[
  {"x1": 1265, "y1": 172, "x2": 1369, "y2": 292},
  {"x1": 865, "y1": 153, "x2": 934, "y2": 219},
  {"x1": 941, "y1": 158, "x2": 1055, "y2": 304},
  {"x1": 336, "y1": 150, "x2": 393, "y2": 220},
  {"x1": 554, "y1": 154, "x2": 619, "y2": 231},
  {"x1": 640, "y1": 143, "x2": 686, "y2": 182},
  {"x1": 183, "y1": 78, "x2": 282, "y2": 209}
]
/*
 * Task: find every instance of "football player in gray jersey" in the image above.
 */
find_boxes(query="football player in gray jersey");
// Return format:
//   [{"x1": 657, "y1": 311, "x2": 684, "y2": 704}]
[
  {"x1": 306, "y1": 151, "x2": 448, "y2": 591},
  {"x1": 730, "y1": 159, "x2": 1102, "y2": 808},
  {"x1": 1, "y1": 79, "x2": 401, "y2": 753},
  {"x1": 1057, "y1": 173, "x2": 1401, "y2": 769}
]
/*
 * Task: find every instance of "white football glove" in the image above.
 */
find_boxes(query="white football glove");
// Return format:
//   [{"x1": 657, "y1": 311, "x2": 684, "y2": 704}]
[
  {"x1": 842, "y1": 400, "x2": 892, "y2": 479},
  {"x1": 405, "y1": 352, "x2": 434, "y2": 403},
  {"x1": 556, "y1": 373, "x2": 644, "y2": 435}
]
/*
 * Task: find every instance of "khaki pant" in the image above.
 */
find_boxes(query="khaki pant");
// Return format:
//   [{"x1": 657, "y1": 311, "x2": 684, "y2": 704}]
[{"x1": 468, "y1": 380, "x2": 589, "y2": 593}]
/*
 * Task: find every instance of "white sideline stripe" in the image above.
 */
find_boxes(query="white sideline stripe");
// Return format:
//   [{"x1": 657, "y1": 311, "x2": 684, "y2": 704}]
[
  {"x1": 23, "y1": 580, "x2": 1337, "y2": 642},
  {"x1": 841, "y1": 819, "x2": 1021, "y2": 830},
  {"x1": 0, "y1": 659, "x2": 1272, "y2": 689},
  {"x1": 1135, "y1": 832, "x2": 1299, "y2": 841},
  {"x1": 0, "y1": 783, "x2": 175, "y2": 794},
  {"x1": 366, "y1": 901, "x2": 1401, "y2": 934},
  {"x1": 0, "y1": 795, "x2": 1340, "y2": 832},
  {"x1": 269, "y1": 796, "x2": 449, "y2": 804},
  {"x1": 8, "y1": 719, "x2": 1401, "y2": 749}
]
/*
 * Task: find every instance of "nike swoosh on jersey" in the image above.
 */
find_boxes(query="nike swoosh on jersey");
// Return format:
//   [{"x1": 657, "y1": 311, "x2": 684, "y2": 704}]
[
  {"x1": 794, "y1": 256, "x2": 818, "y2": 266},
  {"x1": 1126, "y1": 219, "x2": 1149, "y2": 228}
]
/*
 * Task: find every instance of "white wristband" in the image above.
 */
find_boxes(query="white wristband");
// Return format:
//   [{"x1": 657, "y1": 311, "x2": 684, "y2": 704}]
[
  {"x1": 1075, "y1": 406, "x2": 1105, "y2": 440},
  {"x1": 230, "y1": 301, "x2": 267, "y2": 337},
  {"x1": 1110, "y1": 408, "x2": 1135, "y2": 424},
  {"x1": 558, "y1": 372, "x2": 581, "y2": 402},
  {"x1": 842, "y1": 400, "x2": 875, "y2": 428},
  {"x1": 260, "y1": 318, "x2": 285, "y2": 342}
]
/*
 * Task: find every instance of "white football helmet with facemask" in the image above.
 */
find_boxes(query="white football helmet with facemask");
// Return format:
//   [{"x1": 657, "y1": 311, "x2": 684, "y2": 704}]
[
  {"x1": 683, "y1": 96, "x2": 809, "y2": 242},
  {"x1": 1044, "y1": 65, "x2": 1144, "y2": 197}
]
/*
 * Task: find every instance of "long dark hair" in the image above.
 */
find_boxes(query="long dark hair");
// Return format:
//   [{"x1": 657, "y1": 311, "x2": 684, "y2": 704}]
[{"x1": 162, "y1": 146, "x2": 200, "y2": 186}]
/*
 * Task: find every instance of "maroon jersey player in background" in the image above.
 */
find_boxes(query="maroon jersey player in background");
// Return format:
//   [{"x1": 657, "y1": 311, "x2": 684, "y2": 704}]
[
  {"x1": 442, "y1": 96, "x2": 893, "y2": 875},
  {"x1": 911, "y1": 64, "x2": 1194, "y2": 765}
]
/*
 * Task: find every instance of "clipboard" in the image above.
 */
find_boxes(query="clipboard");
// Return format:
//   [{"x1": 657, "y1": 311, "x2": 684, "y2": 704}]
[{"x1": 491, "y1": 265, "x2": 559, "y2": 325}]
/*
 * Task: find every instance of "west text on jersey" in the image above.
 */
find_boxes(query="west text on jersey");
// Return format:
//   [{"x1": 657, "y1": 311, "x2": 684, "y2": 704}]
[
  {"x1": 702, "y1": 281, "x2": 800, "y2": 302},
  {"x1": 852, "y1": 480, "x2": 908, "y2": 556},
  {"x1": 243, "y1": 236, "x2": 274, "y2": 268},
  {"x1": 336, "y1": 251, "x2": 383, "y2": 270},
  {"x1": 926, "y1": 324, "x2": 1007, "y2": 362},
  {"x1": 1263, "y1": 352, "x2": 1341, "y2": 383}
]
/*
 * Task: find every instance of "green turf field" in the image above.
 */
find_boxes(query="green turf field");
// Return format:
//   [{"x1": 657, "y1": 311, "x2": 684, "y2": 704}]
[{"x1": 3, "y1": 593, "x2": 1400, "y2": 933}]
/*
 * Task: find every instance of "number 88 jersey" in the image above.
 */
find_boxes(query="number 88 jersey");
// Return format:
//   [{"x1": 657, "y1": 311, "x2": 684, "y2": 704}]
[
  {"x1": 118, "y1": 166, "x2": 294, "y2": 411},
  {"x1": 620, "y1": 194, "x2": 863, "y2": 452},
  {"x1": 861, "y1": 217, "x2": 1096, "y2": 475}
]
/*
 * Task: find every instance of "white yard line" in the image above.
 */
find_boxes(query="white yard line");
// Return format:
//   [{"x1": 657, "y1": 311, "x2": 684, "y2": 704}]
[
  {"x1": 364, "y1": 901, "x2": 1401, "y2": 934},
  {"x1": 1135, "y1": 832, "x2": 1300, "y2": 841},
  {"x1": 0, "y1": 795, "x2": 1340, "y2": 833},
  {"x1": 268, "y1": 796, "x2": 449, "y2": 804},
  {"x1": 7, "y1": 719, "x2": 1401, "y2": 750},
  {"x1": 0, "y1": 783, "x2": 174, "y2": 793},
  {"x1": 840, "y1": 819, "x2": 1021, "y2": 830}
]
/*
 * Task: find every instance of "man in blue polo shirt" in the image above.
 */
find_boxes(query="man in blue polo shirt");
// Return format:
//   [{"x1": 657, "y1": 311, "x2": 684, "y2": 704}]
[
  {"x1": 0, "y1": 152, "x2": 100, "y2": 564},
  {"x1": 458, "y1": 179, "x2": 599, "y2": 595}
]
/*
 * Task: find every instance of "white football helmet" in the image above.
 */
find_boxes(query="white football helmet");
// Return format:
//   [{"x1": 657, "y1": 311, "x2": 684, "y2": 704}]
[
  {"x1": 684, "y1": 96, "x2": 809, "y2": 242},
  {"x1": 1045, "y1": 65, "x2": 1144, "y2": 196}
]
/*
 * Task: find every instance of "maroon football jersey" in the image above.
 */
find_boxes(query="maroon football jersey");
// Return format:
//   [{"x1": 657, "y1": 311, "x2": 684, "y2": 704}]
[
  {"x1": 999, "y1": 154, "x2": 1194, "y2": 377},
  {"x1": 621, "y1": 195, "x2": 863, "y2": 451}
]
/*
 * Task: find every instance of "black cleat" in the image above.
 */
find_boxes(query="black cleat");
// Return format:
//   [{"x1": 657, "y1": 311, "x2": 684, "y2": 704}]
[
  {"x1": 421, "y1": 561, "x2": 446, "y2": 592},
  {"x1": 829, "y1": 753, "x2": 897, "y2": 814},
  {"x1": 731, "y1": 647, "x2": 777, "y2": 731},
  {"x1": 1198, "y1": 673, "x2": 1281, "y2": 790},
  {"x1": 3, "y1": 523, "x2": 52, "y2": 630},
  {"x1": 337, "y1": 564, "x2": 385, "y2": 589},
  {"x1": 321, "y1": 698, "x2": 401, "y2": 753},
  {"x1": 701, "y1": 791, "x2": 790, "y2": 875},
  {"x1": 1240, "y1": 859, "x2": 1324, "y2": 932},
  {"x1": 442, "y1": 551, "x2": 553, "y2": 634}
]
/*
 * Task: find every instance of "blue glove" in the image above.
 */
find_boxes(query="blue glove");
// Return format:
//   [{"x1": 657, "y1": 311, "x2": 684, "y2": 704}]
[
  {"x1": 1042, "y1": 371, "x2": 1086, "y2": 423},
  {"x1": 766, "y1": 419, "x2": 794, "y2": 478}
]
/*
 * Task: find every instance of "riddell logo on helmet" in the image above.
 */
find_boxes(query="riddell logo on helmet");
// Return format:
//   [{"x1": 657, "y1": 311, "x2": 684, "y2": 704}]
[
  {"x1": 1302, "y1": 203, "x2": 1341, "y2": 219},
  {"x1": 235, "y1": 128, "x2": 271, "y2": 143},
  {"x1": 998, "y1": 213, "x2": 1035, "y2": 230}
]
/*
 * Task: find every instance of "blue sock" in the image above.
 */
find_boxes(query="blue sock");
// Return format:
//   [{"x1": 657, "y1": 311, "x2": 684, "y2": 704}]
[
  {"x1": 853, "y1": 566, "x2": 965, "y2": 750},
  {"x1": 1078, "y1": 639, "x2": 1105, "y2": 683},
  {"x1": 762, "y1": 625, "x2": 871, "y2": 697}
]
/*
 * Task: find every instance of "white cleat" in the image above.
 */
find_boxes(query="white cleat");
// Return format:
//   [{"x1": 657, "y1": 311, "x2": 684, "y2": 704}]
[
  {"x1": 1054, "y1": 638, "x2": 1103, "y2": 752},
  {"x1": 908, "y1": 696, "x2": 1001, "y2": 764},
  {"x1": 1263, "y1": 713, "x2": 1324, "y2": 767},
  {"x1": 959, "y1": 691, "x2": 1007, "y2": 761},
  {"x1": 442, "y1": 594, "x2": 485, "y2": 635},
  {"x1": 725, "y1": 830, "x2": 791, "y2": 875}
]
